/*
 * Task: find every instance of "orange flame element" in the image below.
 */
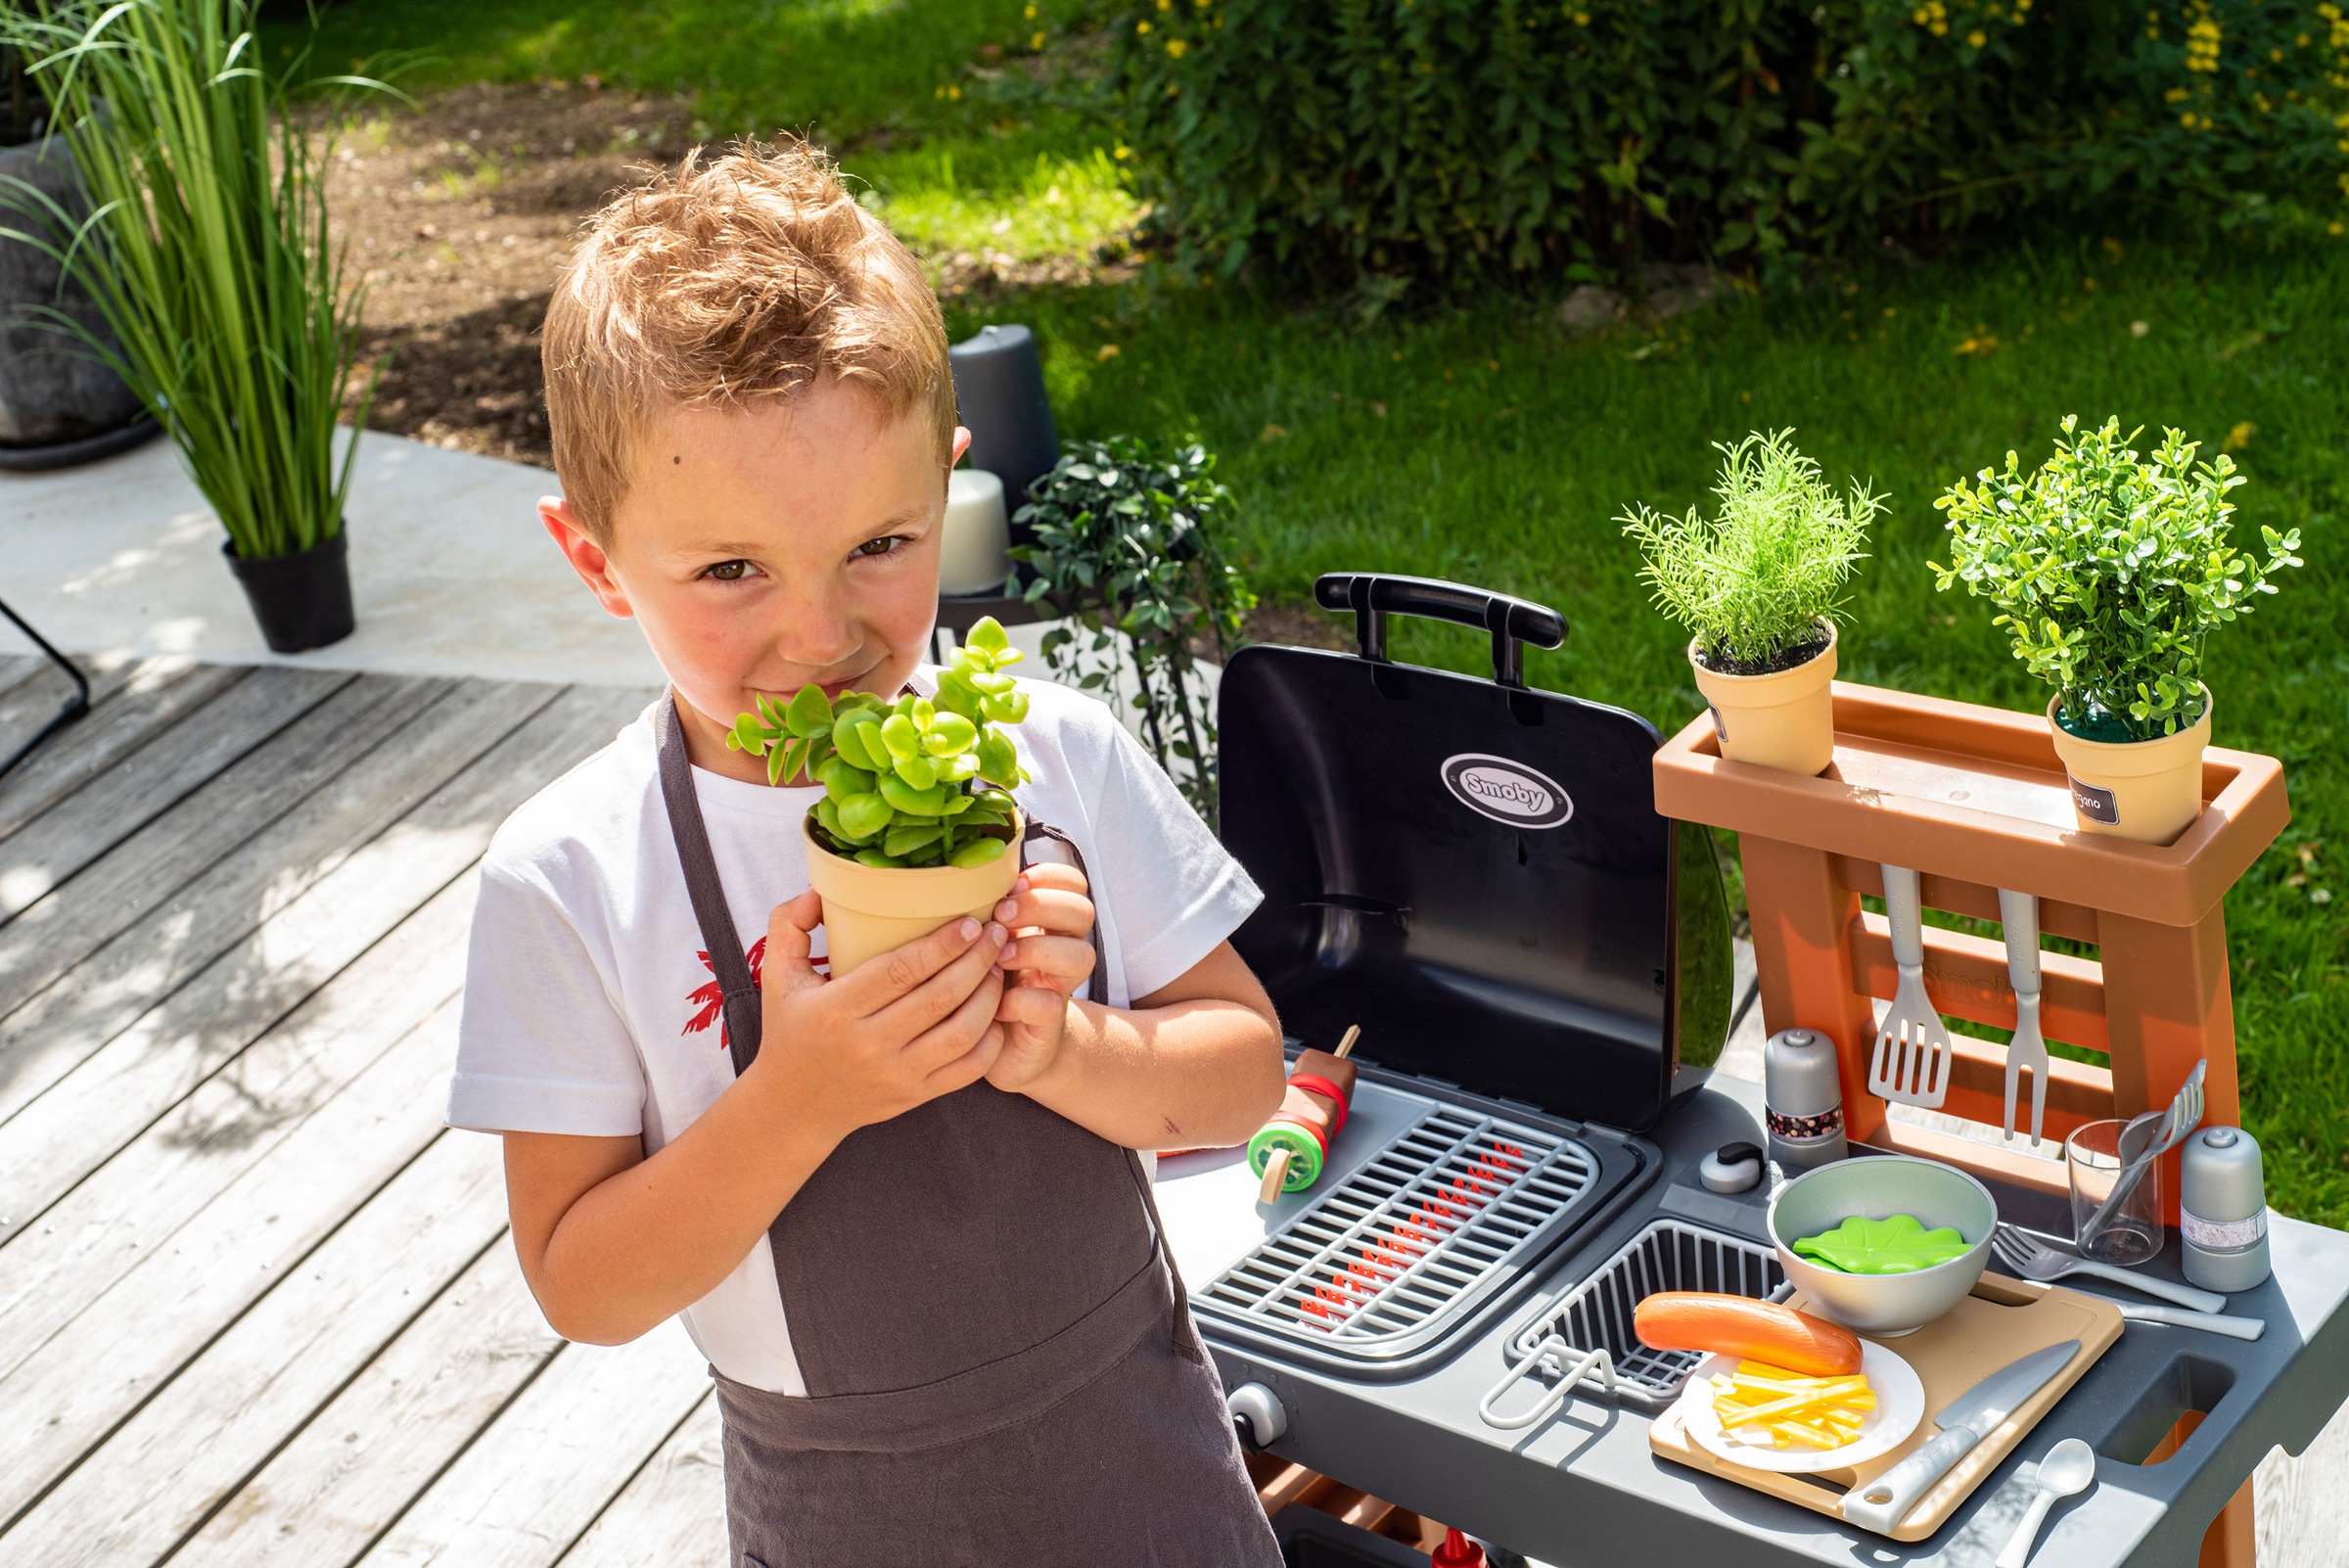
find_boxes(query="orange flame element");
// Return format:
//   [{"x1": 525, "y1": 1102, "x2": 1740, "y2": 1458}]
[{"x1": 1300, "y1": 1141, "x2": 1527, "y2": 1327}]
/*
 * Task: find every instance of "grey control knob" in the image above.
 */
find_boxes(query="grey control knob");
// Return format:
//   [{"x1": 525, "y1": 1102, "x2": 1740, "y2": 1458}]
[{"x1": 1227, "y1": 1381, "x2": 1287, "y2": 1452}]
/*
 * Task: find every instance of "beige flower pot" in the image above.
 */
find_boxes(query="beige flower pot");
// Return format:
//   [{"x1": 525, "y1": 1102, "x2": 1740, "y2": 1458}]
[
  {"x1": 2046, "y1": 695, "x2": 2211, "y2": 846},
  {"x1": 803, "y1": 810, "x2": 1024, "y2": 976},
  {"x1": 1688, "y1": 623, "x2": 1838, "y2": 776}
]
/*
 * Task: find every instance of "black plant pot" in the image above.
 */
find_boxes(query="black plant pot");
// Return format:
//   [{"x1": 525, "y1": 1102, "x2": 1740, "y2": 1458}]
[{"x1": 223, "y1": 528, "x2": 356, "y2": 654}]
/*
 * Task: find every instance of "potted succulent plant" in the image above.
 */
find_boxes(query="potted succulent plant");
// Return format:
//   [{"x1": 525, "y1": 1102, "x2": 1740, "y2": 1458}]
[
  {"x1": 725, "y1": 618, "x2": 1033, "y2": 975},
  {"x1": 1933, "y1": 415, "x2": 2301, "y2": 845},
  {"x1": 1622, "y1": 430, "x2": 1881, "y2": 775}
]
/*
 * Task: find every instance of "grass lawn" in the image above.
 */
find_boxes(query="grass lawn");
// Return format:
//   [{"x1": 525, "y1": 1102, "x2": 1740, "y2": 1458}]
[{"x1": 284, "y1": 3, "x2": 2348, "y2": 1224}]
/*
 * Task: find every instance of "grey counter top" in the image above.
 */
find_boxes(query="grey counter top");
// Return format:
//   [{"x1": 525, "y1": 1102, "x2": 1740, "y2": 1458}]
[{"x1": 1187, "y1": 1074, "x2": 2349, "y2": 1568}]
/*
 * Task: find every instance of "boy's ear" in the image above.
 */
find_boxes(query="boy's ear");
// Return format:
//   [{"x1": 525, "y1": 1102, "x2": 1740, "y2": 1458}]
[
  {"x1": 951, "y1": 425, "x2": 972, "y2": 468},
  {"x1": 539, "y1": 496, "x2": 635, "y2": 621}
]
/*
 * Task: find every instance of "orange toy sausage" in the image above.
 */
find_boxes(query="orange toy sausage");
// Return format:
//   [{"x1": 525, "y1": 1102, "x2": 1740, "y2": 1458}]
[{"x1": 1633, "y1": 1292, "x2": 1863, "y2": 1377}]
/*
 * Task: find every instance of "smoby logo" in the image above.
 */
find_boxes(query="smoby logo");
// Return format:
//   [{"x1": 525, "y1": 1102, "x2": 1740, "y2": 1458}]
[{"x1": 1440, "y1": 753, "x2": 1573, "y2": 829}]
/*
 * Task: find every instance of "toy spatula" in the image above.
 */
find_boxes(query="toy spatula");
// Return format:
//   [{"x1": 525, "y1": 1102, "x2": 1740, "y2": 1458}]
[{"x1": 1868, "y1": 864, "x2": 1953, "y2": 1108}]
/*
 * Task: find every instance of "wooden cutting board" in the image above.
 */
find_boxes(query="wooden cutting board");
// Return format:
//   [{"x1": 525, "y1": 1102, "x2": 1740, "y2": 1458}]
[{"x1": 1649, "y1": 1272, "x2": 2123, "y2": 1542}]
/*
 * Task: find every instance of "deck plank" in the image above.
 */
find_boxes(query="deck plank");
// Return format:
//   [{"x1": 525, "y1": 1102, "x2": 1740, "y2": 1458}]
[
  {"x1": 0, "y1": 1130, "x2": 509, "y2": 1568},
  {"x1": 0, "y1": 684, "x2": 644, "y2": 1204},
  {"x1": 0, "y1": 664, "x2": 356, "y2": 923},
  {"x1": 354, "y1": 1320, "x2": 711, "y2": 1568},
  {"x1": 0, "y1": 659, "x2": 246, "y2": 843},
  {"x1": 0, "y1": 672, "x2": 450, "y2": 1013},
  {"x1": 556, "y1": 1394, "x2": 727, "y2": 1568},
  {"x1": 170, "y1": 1237, "x2": 566, "y2": 1568},
  {"x1": 0, "y1": 980, "x2": 471, "y2": 1525},
  {"x1": 0, "y1": 872, "x2": 472, "y2": 1380},
  {"x1": 0, "y1": 676, "x2": 563, "y2": 1131}
]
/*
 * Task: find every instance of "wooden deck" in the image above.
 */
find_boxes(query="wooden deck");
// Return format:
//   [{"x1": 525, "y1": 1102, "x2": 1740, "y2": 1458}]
[
  {"x1": 3, "y1": 653, "x2": 2340, "y2": 1568},
  {"x1": 0, "y1": 653, "x2": 730, "y2": 1568}
]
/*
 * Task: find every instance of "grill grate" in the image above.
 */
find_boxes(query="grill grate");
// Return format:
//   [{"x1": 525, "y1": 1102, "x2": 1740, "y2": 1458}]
[
  {"x1": 1197, "y1": 1106, "x2": 1595, "y2": 1362},
  {"x1": 1497, "y1": 1220, "x2": 1788, "y2": 1414}
]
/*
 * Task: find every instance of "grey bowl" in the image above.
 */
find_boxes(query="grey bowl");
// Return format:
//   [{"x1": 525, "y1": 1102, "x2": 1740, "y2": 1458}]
[{"x1": 1766, "y1": 1156, "x2": 1996, "y2": 1336}]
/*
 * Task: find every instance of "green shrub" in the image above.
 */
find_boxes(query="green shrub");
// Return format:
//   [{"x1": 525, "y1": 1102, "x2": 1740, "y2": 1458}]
[
  {"x1": 1932, "y1": 416, "x2": 2302, "y2": 742},
  {"x1": 1622, "y1": 430, "x2": 1879, "y2": 674},
  {"x1": 1104, "y1": 0, "x2": 2349, "y2": 294}
]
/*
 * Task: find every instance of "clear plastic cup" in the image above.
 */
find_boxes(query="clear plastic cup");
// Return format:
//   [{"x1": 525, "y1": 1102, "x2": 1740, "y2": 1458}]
[{"x1": 2067, "y1": 1118, "x2": 2162, "y2": 1265}]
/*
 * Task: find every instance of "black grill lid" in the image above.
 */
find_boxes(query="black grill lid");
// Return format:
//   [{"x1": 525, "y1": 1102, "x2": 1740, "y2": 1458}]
[{"x1": 1218, "y1": 574, "x2": 1728, "y2": 1132}]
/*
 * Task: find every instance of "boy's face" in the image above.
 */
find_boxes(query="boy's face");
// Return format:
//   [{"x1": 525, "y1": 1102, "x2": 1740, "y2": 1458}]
[{"x1": 541, "y1": 380, "x2": 969, "y2": 777}]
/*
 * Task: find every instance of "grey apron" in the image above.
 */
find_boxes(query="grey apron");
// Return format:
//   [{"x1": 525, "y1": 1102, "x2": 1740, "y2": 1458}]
[{"x1": 656, "y1": 697, "x2": 1279, "y2": 1568}]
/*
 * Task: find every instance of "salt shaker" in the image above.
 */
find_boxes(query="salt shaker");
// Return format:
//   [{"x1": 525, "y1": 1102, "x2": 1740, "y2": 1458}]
[
  {"x1": 2181, "y1": 1126, "x2": 2271, "y2": 1294},
  {"x1": 1765, "y1": 1027, "x2": 1848, "y2": 1174}
]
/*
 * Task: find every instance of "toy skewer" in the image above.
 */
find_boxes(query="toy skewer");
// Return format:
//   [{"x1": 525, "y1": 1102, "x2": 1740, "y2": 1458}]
[{"x1": 1255, "y1": 1025, "x2": 1362, "y2": 1205}]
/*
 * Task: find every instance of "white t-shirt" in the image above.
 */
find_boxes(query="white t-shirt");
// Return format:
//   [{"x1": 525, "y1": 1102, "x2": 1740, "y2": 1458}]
[{"x1": 447, "y1": 674, "x2": 1261, "y2": 1393}]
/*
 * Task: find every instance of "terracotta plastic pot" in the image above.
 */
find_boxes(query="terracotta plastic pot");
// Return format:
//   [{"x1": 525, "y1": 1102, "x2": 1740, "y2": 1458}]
[
  {"x1": 1687, "y1": 623, "x2": 1837, "y2": 776},
  {"x1": 804, "y1": 809, "x2": 1024, "y2": 976},
  {"x1": 2046, "y1": 693, "x2": 2211, "y2": 846}
]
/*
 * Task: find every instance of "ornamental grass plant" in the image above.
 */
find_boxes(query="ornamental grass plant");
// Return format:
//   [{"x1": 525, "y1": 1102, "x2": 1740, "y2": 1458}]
[
  {"x1": 1, "y1": 0, "x2": 385, "y2": 560},
  {"x1": 1933, "y1": 415, "x2": 2303, "y2": 741},
  {"x1": 1621, "y1": 431, "x2": 1881, "y2": 675}
]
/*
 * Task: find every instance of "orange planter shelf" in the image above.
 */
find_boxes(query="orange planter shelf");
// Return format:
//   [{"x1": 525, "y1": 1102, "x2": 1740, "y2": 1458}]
[{"x1": 1655, "y1": 679, "x2": 2289, "y2": 1217}]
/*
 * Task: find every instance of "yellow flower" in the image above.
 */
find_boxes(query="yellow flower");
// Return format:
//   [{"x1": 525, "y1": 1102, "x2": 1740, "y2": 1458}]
[
  {"x1": 1114, "y1": 145, "x2": 1131, "y2": 160},
  {"x1": 2223, "y1": 421, "x2": 2254, "y2": 452},
  {"x1": 1136, "y1": 18, "x2": 1152, "y2": 32},
  {"x1": 1967, "y1": 28, "x2": 1986, "y2": 46},
  {"x1": 1024, "y1": 2, "x2": 1036, "y2": 14},
  {"x1": 1031, "y1": 28, "x2": 1045, "y2": 47},
  {"x1": 2331, "y1": 220, "x2": 2346, "y2": 235},
  {"x1": 1096, "y1": 343, "x2": 1122, "y2": 362},
  {"x1": 1167, "y1": 36, "x2": 1186, "y2": 56}
]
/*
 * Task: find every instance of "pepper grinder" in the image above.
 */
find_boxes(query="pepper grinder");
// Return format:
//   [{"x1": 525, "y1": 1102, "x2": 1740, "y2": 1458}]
[
  {"x1": 1765, "y1": 1027, "x2": 1848, "y2": 1174},
  {"x1": 2181, "y1": 1126, "x2": 2271, "y2": 1294}
]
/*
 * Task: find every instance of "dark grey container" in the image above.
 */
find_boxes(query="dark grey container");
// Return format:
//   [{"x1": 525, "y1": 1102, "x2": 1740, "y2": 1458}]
[
  {"x1": 223, "y1": 529, "x2": 356, "y2": 654},
  {"x1": 0, "y1": 136, "x2": 154, "y2": 468},
  {"x1": 946, "y1": 323, "x2": 1057, "y2": 544}
]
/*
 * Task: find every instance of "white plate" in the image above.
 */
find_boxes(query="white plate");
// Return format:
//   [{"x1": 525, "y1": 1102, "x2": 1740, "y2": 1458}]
[{"x1": 1675, "y1": 1341, "x2": 1925, "y2": 1475}]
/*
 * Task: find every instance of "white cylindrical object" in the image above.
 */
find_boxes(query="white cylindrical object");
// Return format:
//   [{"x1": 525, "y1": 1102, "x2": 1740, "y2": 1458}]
[{"x1": 940, "y1": 468, "x2": 1009, "y2": 595}]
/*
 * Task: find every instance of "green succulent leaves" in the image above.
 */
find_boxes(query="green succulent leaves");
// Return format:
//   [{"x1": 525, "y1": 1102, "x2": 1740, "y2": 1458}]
[
  {"x1": 724, "y1": 617, "x2": 1033, "y2": 869},
  {"x1": 1933, "y1": 417, "x2": 2302, "y2": 742}
]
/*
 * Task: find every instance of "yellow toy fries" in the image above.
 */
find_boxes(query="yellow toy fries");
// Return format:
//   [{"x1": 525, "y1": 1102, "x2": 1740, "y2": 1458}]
[{"x1": 1711, "y1": 1359, "x2": 1877, "y2": 1450}]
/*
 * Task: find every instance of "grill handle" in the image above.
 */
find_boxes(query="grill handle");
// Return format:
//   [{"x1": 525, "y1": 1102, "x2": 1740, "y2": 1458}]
[
  {"x1": 1477, "y1": 1334, "x2": 1616, "y2": 1432},
  {"x1": 1314, "y1": 573, "x2": 1567, "y2": 689}
]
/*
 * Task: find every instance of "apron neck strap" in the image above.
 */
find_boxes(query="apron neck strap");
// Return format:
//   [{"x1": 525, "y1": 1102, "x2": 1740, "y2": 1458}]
[{"x1": 657, "y1": 693, "x2": 763, "y2": 1075}]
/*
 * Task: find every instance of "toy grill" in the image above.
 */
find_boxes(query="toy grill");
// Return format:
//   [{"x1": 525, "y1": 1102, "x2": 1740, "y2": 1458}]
[{"x1": 1199, "y1": 1106, "x2": 1596, "y2": 1363}]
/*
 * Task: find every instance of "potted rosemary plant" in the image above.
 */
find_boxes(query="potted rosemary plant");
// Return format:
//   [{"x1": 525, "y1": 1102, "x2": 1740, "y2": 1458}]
[
  {"x1": 1622, "y1": 430, "x2": 1881, "y2": 775},
  {"x1": 1934, "y1": 416, "x2": 2301, "y2": 844},
  {"x1": 2, "y1": 1, "x2": 383, "y2": 652},
  {"x1": 726, "y1": 618, "x2": 1033, "y2": 975}
]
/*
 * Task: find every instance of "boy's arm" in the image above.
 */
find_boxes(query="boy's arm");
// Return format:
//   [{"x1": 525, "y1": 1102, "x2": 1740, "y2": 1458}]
[
  {"x1": 505, "y1": 896, "x2": 1008, "y2": 1346},
  {"x1": 989, "y1": 864, "x2": 1286, "y2": 1150}
]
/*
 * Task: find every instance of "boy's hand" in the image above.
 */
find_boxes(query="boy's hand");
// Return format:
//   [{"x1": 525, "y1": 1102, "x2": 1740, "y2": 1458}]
[
  {"x1": 986, "y1": 862, "x2": 1096, "y2": 1093},
  {"x1": 751, "y1": 891, "x2": 1009, "y2": 1139}
]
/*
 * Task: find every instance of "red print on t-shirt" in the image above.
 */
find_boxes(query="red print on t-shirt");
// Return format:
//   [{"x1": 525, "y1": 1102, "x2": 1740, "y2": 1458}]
[{"x1": 683, "y1": 938, "x2": 766, "y2": 1050}]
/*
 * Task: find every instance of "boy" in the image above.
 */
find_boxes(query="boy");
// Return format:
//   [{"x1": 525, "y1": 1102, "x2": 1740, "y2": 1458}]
[{"x1": 448, "y1": 142, "x2": 1289, "y2": 1563}]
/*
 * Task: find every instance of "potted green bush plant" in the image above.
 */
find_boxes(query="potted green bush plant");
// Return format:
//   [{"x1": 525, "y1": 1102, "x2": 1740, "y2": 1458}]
[
  {"x1": 1009, "y1": 434, "x2": 1253, "y2": 828},
  {"x1": 2, "y1": 1, "x2": 385, "y2": 652},
  {"x1": 1622, "y1": 430, "x2": 1881, "y2": 775},
  {"x1": 725, "y1": 618, "x2": 1033, "y2": 975},
  {"x1": 1933, "y1": 415, "x2": 2301, "y2": 845}
]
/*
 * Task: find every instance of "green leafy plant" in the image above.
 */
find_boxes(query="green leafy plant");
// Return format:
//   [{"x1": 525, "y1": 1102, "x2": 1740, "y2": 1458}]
[
  {"x1": 0, "y1": 0, "x2": 390, "y2": 560},
  {"x1": 1621, "y1": 430, "x2": 1880, "y2": 675},
  {"x1": 1933, "y1": 416, "x2": 2302, "y2": 742},
  {"x1": 1009, "y1": 436, "x2": 1253, "y2": 827},
  {"x1": 727, "y1": 617, "x2": 1032, "y2": 869},
  {"x1": 1104, "y1": 0, "x2": 2349, "y2": 296}
]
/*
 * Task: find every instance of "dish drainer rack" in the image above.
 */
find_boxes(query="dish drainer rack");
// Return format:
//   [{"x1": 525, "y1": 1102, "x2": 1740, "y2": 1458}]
[{"x1": 1478, "y1": 1220, "x2": 1787, "y2": 1430}]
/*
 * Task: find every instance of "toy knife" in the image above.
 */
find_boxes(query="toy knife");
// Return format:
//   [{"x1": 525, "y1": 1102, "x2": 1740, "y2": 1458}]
[{"x1": 1839, "y1": 1340, "x2": 2081, "y2": 1536}]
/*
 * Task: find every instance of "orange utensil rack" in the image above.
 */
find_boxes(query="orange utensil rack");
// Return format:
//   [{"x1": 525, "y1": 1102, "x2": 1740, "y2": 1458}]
[{"x1": 1654, "y1": 680, "x2": 2289, "y2": 1220}]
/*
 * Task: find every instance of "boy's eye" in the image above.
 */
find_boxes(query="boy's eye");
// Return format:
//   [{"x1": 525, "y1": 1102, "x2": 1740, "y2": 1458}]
[
  {"x1": 850, "y1": 535, "x2": 909, "y2": 561},
  {"x1": 704, "y1": 560, "x2": 755, "y2": 581}
]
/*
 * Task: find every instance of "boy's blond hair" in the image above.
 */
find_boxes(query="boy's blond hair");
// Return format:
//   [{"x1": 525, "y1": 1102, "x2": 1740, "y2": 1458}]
[{"x1": 542, "y1": 139, "x2": 954, "y2": 541}]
